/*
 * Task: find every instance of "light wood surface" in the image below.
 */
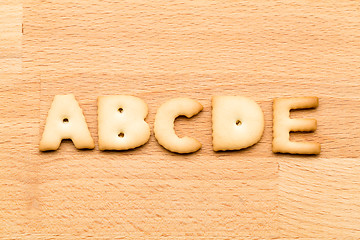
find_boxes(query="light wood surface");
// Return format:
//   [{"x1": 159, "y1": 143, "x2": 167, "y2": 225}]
[{"x1": 1, "y1": 0, "x2": 360, "y2": 238}]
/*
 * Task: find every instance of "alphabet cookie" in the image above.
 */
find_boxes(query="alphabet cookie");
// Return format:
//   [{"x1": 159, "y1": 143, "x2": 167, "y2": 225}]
[
  {"x1": 98, "y1": 95, "x2": 150, "y2": 150},
  {"x1": 272, "y1": 97, "x2": 320, "y2": 154},
  {"x1": 212, "y1": 96, "x2": 264, "y2": 151},
  {"x1": 154, "y1": 98, "x2": 203, "y2": 153},
  {"x1": 39, "y1": 94, "x2": 94, "y2": 151}
]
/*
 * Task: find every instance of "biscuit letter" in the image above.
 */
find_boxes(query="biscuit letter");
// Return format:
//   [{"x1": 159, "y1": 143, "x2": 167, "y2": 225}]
[
  {"x1": 272, "y1": 97, "x2": 320, "y2": 154},
  {"x1": 39, "y1": 94, "x2": 94, "y2": 151},
  {"x1": 212, "y1": 96, "x2": 264, "y2": 151},
  {"x1": 154, "y1": 98, "x2": 203, "y2": 153},
  {"x1": 98, "y1": 95, "x2": 150, "y2": 150}
]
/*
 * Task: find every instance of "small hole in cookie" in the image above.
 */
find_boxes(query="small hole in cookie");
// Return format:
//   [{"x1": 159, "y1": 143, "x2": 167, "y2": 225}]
[
  {"x1": 63, "y1": 118, "x2": 69, "y2": 123},
  {"x1": 118, "y1": 132, "x2": 124, "y2": 138},
  {"x1": 236, "y1": 120, "x2": 241, "y2": 126},
  {"x1": 118, "y1": 108, "x2": 123, "y2": 113}
]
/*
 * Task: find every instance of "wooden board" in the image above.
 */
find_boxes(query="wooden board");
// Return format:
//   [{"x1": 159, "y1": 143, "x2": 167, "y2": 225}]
[{"x1": 1, "y1": 0, "x2": 360, "y2": 238}]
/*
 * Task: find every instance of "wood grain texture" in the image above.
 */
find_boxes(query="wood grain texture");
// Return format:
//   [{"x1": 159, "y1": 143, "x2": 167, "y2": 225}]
[{"x1": 1, "y1": 0, "x2": 359, "y2": 238}]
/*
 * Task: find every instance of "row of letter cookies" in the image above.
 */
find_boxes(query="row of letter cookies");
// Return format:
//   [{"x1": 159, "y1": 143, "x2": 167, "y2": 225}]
[{"x1": 39, "y1": 94, "x2": 320, "y2": 154}]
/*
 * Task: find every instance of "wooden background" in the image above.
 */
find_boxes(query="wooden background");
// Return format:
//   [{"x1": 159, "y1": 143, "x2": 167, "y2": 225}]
[{"x1": 1, "y1": 0, "x2": 360, "y2": 239}]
